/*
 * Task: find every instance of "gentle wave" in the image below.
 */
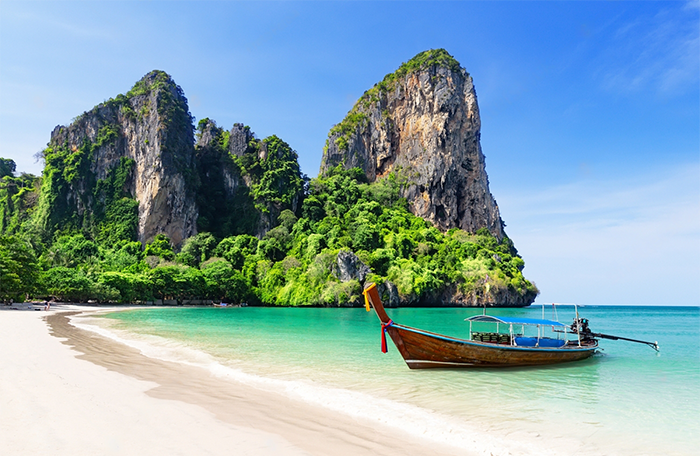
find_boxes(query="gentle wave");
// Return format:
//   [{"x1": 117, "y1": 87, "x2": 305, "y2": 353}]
[{"x1": 70, "y1": 312, "x2": 587, "y2": 456}]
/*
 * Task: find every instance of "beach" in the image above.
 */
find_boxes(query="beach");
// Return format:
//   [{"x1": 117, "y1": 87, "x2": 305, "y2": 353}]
[
  {"x1": 0, "y1": 307, "x2": 467, "y2": 456},
  {"x1": 3, "y1": 305, "x2": 697, "y2": 456}
]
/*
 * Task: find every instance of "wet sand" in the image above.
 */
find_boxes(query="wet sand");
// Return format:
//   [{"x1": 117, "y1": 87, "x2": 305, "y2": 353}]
[{"x1": 1, "y1": 308, "x2": 469, "y2": 456}]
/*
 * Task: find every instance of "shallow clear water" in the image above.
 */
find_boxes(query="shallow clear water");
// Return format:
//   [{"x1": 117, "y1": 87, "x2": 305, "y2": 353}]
[{"x1": 91, "y1": 305, "x2": 699, "y2": 456}]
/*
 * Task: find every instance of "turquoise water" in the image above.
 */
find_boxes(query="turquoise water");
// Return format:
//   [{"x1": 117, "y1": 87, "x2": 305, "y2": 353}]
[{"x1": 88, "y1": 305, "x2": 699, "y2": 456}]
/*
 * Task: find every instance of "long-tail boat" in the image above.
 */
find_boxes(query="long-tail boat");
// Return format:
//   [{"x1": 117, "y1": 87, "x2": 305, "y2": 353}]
[{"x1": 362, "y1": 283, "x2": 658, "y2": 369}]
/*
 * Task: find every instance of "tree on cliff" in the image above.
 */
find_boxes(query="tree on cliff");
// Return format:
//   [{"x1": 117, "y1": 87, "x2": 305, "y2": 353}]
[
  {"x1": 0, "y1": 235, "x2": 40, "y2": 301},
  {"x1": 0, "y1": 55, "x2": 537, "y2": 307},
  {"x1": 0, "y1": 158, "x2": 16, "y2": 179}
]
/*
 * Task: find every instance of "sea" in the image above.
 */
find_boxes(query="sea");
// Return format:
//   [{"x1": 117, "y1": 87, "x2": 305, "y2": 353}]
[{"x1": 73, "y1": 305, "x2": 699, "y2": 456}]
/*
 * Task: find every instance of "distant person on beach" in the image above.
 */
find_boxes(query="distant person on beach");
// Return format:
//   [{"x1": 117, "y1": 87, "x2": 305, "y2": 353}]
[{"x1": 44, "y1": 300, "x2": 50, "y2": 311}]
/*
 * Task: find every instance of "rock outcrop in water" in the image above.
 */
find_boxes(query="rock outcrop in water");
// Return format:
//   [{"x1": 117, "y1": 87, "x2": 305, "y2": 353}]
[{"x1": 320, "y1": 49, "x2": 504, "y2": 240}]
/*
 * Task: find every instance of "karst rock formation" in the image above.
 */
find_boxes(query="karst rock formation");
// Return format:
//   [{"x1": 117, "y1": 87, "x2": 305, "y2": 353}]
[{"x1": 321, "y1": 49, "x2": 505, "y2": 240}]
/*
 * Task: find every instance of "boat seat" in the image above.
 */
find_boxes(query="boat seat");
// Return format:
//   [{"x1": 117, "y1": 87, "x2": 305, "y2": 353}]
[
  {"x1": 514, "y1": 337, "x2": 566, "y2": 347},
  {"x1": 514, "y1": 336, "x2": 538, "y2": 346},
  {"x1": 537, "y1": 338, "x2": 566, "y2": 347}
]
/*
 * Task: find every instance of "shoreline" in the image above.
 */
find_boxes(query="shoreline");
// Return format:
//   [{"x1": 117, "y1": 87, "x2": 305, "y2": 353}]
[{"x1": 1, "y1": 308, "x2": 469, "y2": 456}]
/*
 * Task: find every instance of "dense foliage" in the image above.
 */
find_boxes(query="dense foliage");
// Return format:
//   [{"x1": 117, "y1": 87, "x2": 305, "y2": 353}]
[
  {"x1": 1, "y1": 157, "x2": 536, "y2": 305},
  {"x1": 0, "y1": 158, "x2": 16, "y2": 179},
  {"x1": 0, "y1": 170, "x2": 40, "y2": 235},
  {"x1": 0, "y1": 234, "x2": 40, "y2": 301},
  {"x1": 255, "y1": 167, "x2": 537, "y2": 306},
  {"x1": 194, "y1": 119, "x2": 306, "y2": 237},
  {"x1": 30, "y1": 127, "x2": 138, "y2": 244},
  {"x1": 0, "y1": 61, "x2": 537, "y2": 306}
]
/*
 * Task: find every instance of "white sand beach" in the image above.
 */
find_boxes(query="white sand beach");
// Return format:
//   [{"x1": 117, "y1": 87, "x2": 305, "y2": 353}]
[{"x1": 0, "y1": 308, "x2": 468, "y2": 456}]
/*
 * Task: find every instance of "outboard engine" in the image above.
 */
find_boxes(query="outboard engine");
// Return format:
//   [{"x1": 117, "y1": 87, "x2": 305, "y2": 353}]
[
  {"x1": 570, "y1": 316, "x2": 659, "y2": 351},
  {"x1": 571, "y1": 317, "x2": 595, "y2": 343}
]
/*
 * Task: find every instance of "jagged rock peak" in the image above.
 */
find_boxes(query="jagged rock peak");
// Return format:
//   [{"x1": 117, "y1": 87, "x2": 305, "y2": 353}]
[
  {"x1": 320, "y1": 49, "x2": 505, "y2": 240},
  {"x1": 45, "y1": 70, "x2": 198, "y2": 248},
  {"x1": 229, "y1": 123, "x2": 255, "y2": 158},
  {"x1": 127, "y1": 70, "x2": 180, "y2": 95},
  {"x1": 195, "y1": 118, "x2": 223, "y2": 148},
  {"x1": 193, "y1": 119, "x2": 304, "y2": 239}
]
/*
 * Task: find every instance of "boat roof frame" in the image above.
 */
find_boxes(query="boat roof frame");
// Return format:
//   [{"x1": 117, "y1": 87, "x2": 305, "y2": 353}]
[{"x1": 465, "y1": 315, "x2": 566, "y2": 327}]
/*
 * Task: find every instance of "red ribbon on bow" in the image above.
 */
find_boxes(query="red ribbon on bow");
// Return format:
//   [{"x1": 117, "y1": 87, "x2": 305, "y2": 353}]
[{"x1": 381, "y1": 320, "x2": 393, "y2": 353}]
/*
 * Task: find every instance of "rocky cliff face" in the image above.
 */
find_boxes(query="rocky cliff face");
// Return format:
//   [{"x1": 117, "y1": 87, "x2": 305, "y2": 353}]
[
  {"x1": 194, "y1": 120, "x2": 303, "y2": 239},
  {"x1": 320, "y1": 49, "x2": 504, "y2": 239},
  {"x1": 193, "y1": 120, "x2": 256, "y2": 238},
  {"x1": 6, "y1": 61, "x2": 536, "y2": 307},
  {"x1": 39, "y1": 70, "x2": 304, "y2": 250},
  {"x1": 46, "y1": 71, "x2": 198, "y2": 247}
]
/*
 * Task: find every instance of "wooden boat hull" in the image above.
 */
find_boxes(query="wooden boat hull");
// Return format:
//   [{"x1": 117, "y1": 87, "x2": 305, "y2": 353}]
[
  {"x1": 363, "y1": 283, "x2": 597, "y2": 369},
  {"x1": 386, "y1": 324, "x2": 597, "y2": 368}
]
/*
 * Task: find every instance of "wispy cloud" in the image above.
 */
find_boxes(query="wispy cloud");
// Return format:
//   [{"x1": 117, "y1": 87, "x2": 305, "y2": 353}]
[
  {"x1": 684, "y1": 0, "x2": 700, "y2": 12},
  {"x1": 597, "y1": 3, "x2": 699, "y2": 96},
  {"x1": 8, "y1": 7, "x2": 116, "y2": 42},
  {"x1": 655, "y1": 16, "x2": 699, "y2": 93},
  {"x1": 499, "y1": 163, "x2": 700, "y2": 305}
]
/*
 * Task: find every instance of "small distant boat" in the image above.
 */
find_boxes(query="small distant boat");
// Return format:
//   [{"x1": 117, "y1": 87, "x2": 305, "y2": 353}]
[{"x1": 362, "y1": 283, "x2": 658, "y2": 369}]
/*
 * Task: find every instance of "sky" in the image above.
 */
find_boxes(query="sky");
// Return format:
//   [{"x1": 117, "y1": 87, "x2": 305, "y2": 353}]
[{"x1": 1, "y1": 1, "x2": 698, "y2": 305}]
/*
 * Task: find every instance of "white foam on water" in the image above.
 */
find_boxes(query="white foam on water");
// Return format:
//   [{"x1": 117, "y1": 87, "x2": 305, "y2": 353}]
[{"x1": 70, "y1": 313, "x2": 601, "y2": 456}]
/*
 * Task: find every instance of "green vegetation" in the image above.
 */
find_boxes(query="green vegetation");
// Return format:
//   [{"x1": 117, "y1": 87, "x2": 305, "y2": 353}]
[
  {"x1": 93, "y1": 157, "x2": 139, "y2": 244},
  {"x1": 0, "y1": 63, "x2": 537, "y2": 306},
  {"x1": 262, "y1": 167, "x2": 537, "y2": 305},
  {"x1": 0, "y1": 158, "x2": 16, "y2": 178},
  {"x1": 247, "y1": 135, "x2": 305, "y2": 211},
  {"x1": 194, "y1": 119, "x2": 305, "y2": 237},
  {"x1": 378, "y1": 48, "x2": 461, "y2": 91},
  {"x1": 0, "y1": 162, "x2": 536, "y2": 305},
  {"x1": 0, "y1": 169, "x2": 40, "y2": 235},
  {"x1": 126, "y1": 70, "x2": 173, "y2": 98},
  {"x1": 0, "y1": 234, "x2": 40, "y2": 301},
  {"x1": 31, "y1": 124, "x2": 137, "y2": 243},
  {"x1": 327, "y1": 112, "x2": 368, "y2": 152}
]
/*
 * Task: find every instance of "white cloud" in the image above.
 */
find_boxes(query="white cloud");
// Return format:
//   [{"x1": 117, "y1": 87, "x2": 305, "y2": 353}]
[{"x1": 499, "y1": 163, "x2": 700, "y2": 305}]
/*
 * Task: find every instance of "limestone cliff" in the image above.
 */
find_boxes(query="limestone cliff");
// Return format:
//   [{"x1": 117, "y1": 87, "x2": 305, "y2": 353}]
[
  {"x1": 44, "y1": 71, "x2": 198, "y2": 247},
  {"x1": 35, "y1": 70, "x2": 304, "y2": 250},
  {"x1": 192, "y1": 120, "x2": 256, "y2": 238},
  {"x1": 320, "y1": 49, "x2": 504, "y2": 239},
  {"x1": 194, "y1": 119, "x2": 304, "y2": 239},
  {"x1": 3, "y1": 63, "x2": 537, "y2": 307}
]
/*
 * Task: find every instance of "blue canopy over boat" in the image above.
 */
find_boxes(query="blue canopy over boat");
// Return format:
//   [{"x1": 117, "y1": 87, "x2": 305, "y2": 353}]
[{"x1": 465, "y1": 315, "x2": 566, "y2": 327}]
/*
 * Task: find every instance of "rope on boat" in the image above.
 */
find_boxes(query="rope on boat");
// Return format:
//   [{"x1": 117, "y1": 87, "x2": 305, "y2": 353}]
[{"x1": 381, "y1": 320, "x2": 394, "y2": 353}]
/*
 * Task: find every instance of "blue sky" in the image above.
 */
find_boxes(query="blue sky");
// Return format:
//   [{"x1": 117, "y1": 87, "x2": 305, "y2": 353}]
[{"x1": 1, "y1": 1, "x2": 698, "y2": 305}]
